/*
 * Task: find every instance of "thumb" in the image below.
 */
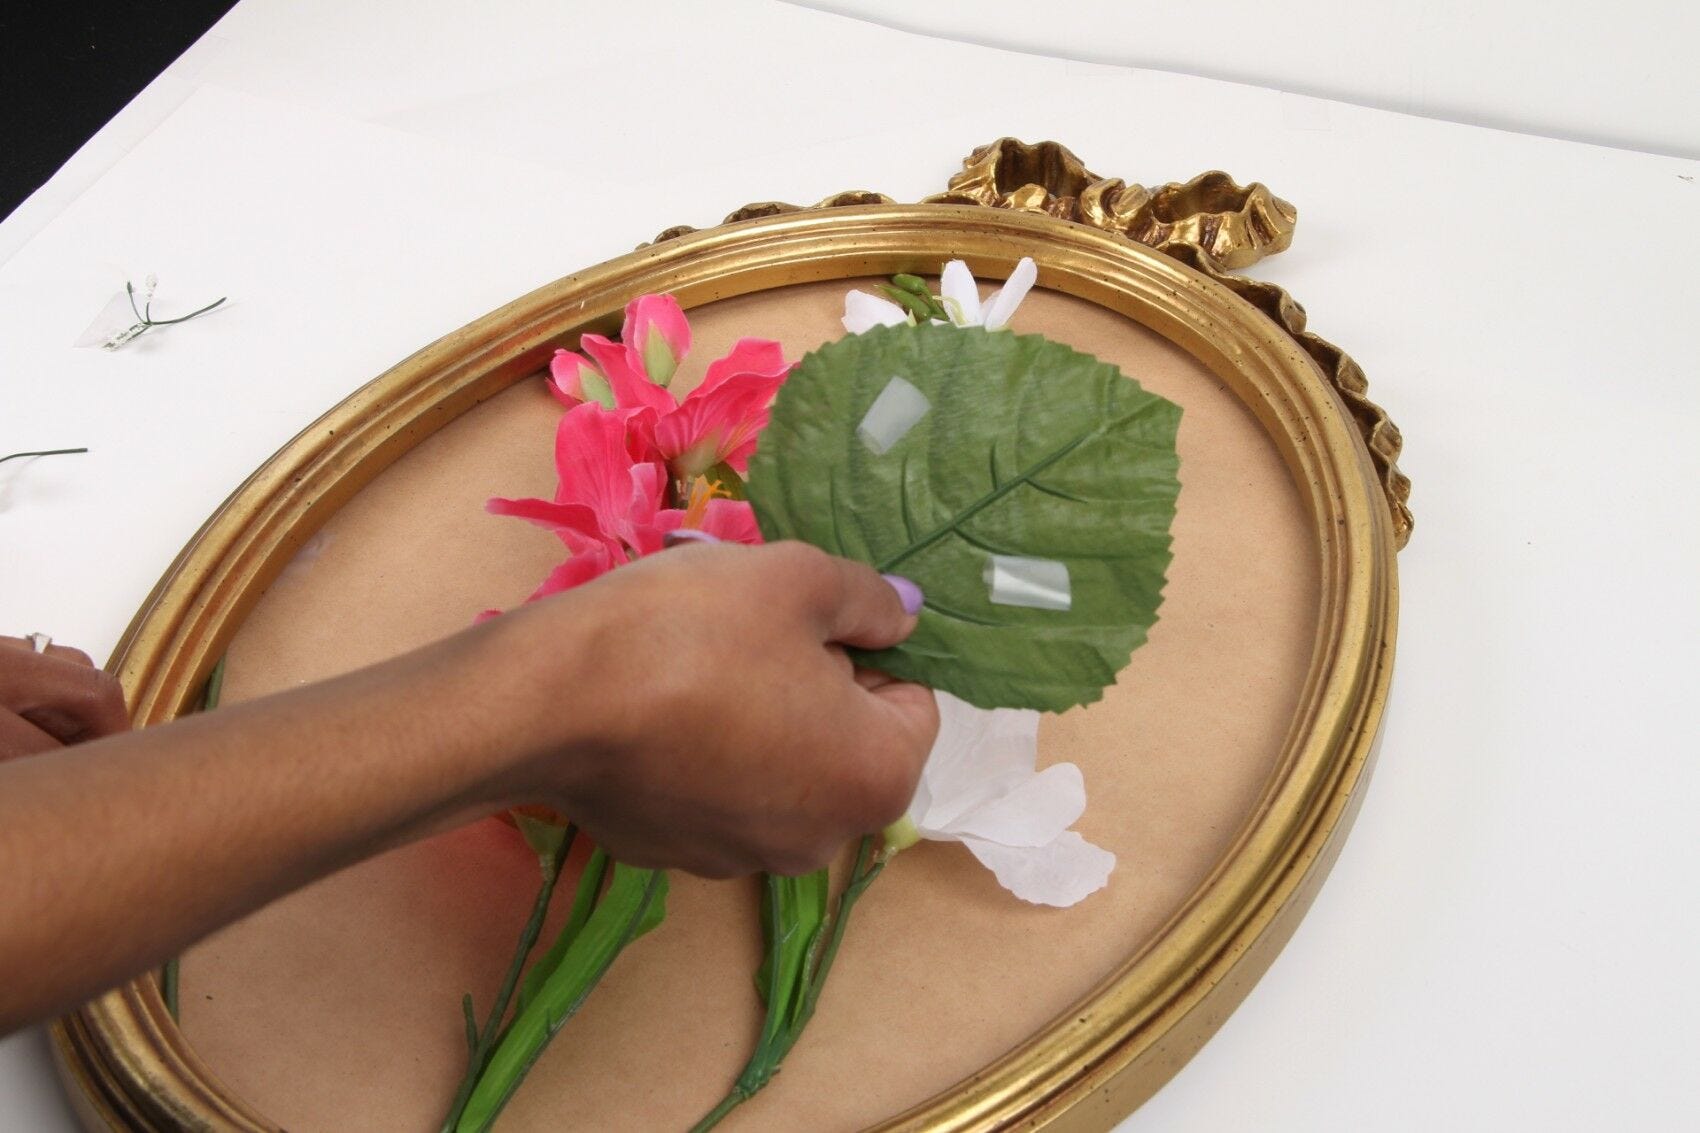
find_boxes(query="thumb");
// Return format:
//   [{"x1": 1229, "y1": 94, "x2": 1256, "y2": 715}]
[{"x1": 812, "y1": 552, "x2": 923, "y2": 649}]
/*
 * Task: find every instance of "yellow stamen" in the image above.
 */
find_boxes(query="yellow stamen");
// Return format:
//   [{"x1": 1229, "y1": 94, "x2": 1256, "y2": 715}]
[{"x1": 680, "y1": 475, "x2": 728, "y2": 528}]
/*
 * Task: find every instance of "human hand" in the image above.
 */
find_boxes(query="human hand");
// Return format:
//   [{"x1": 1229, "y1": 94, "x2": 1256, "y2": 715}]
[
  {"x1": 0, "y1": 635, "x2": 129, "y2": 760},
  {"x1": 479, "y1": 542, "x2": 939, "y2": 878}
]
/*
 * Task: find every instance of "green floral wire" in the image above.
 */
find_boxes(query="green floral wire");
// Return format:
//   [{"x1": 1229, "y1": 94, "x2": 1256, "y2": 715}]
[
  {"x1": 0, "y1": 448, "x2": 87, "y2": 465},
  {"x1": 125, "y1": 280, "x2": 226, "y2": 328}
]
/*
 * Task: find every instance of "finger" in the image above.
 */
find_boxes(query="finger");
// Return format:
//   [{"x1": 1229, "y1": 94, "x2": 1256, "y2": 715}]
[
  {"x1": 865, "y1": 679, "x2": 939, "y2": 771},
  {"x1": 0, "y1": 709, "x2": 62, "y2": 761},
  {"x1": 44, "y1": 643, "x2": 97, "y2": 668},
  {"x1": 830, "y1": 679, "x2": 938, "y2": 830},
  {"x1": 853, "y1": 666, "x2": 916, "y2": 692},
  {"x1": 0, "y1": 654, "x2": 129, "y2": 744},
  {"x1": 0, "y1": 636, "x2": 90, "y2": 663},
  {"x1": 805, "y1": 552, "x2": 922, "y2": 650}
]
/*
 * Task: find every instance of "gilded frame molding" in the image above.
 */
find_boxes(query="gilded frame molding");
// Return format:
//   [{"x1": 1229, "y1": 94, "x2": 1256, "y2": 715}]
[{"x1": 51, "y1": 170, "x2": 1402, "y2": 1131}]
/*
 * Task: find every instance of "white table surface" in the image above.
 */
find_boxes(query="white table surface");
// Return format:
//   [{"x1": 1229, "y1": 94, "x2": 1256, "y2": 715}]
[
  {"x1": 792, "y1": 0, "x2": 1700, "y2": 159},
  {"x1": 3, "y1": 2, "x2": 1697, "y2": 1130}
]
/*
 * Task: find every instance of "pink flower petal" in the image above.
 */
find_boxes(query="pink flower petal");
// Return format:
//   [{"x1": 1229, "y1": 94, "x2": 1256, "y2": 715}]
[
  {"x1": 657, "y1": 369, "x2": 789, "y2": 476},
  {"x1": 528, "y1": 546, "x2": 620, "y2": 600},
  {"x1": 552, "y1": 402, "x2": 665, "y2": 518},
  {"x1": 621, "y1": 294, "x2": 691, "y2": 385},
  {"x1": 548, "y1": 349, "x2": 613, "y2": 409},
  {"x1": 701, "y1": 499, "x2": 762, "y2": 544},
  {"x1": 654, "y1": 499, "x2": 763, "y2": 547},
  {"x1": 581, "y1": 334, "x2": 674, "y2": 415},
  {"x1": 484, "y1": 495, "x2": 609, "y2": 556},
  {"x1": 696, "y1": 337, "x2": 791, "y2": 398}
]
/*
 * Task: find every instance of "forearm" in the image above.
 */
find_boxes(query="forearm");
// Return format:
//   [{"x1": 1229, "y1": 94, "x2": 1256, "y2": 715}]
[
  {"x1": 0, "y1": 541, "x2": 933, "y2": 1034},
  {"x1": 0, "y1": 620, "x2": 539, "y2": 1032}
]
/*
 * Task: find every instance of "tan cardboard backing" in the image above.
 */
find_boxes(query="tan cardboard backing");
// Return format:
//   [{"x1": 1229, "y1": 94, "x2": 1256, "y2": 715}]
[{"x1": 178, "y1": 280, "x2": 1319, "y2": 1131}]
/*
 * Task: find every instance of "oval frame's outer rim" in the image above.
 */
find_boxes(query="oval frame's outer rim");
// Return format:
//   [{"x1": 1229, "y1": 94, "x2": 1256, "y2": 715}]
[{"x1": 51, "y1": 203, "x2": 1398, "y2": 1133}]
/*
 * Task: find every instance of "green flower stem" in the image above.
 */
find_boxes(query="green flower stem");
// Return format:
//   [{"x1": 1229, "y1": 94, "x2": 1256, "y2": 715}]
[
  {"x1": 691, "y1": 836, "x2": 885, "y2": 1132},
  {"x1": 160, "y1": 658, "x2": 227, "y2": 1021},
  {"x1": 127, "y1": 280, "x2": 227, "y2": 326},
  {"x1": 0, "y1": 448, "x2": 88, "y2": 465},
  {"x1": 160, "y1": 956, "x2": 180, "y2": 1021},
  {"x1": 201, "y1": 657, "x2": 227, "y2": 712},
  {"x1": 438, "y1": 827, "x2": 578, "y2": 1133},
  {"x1": 515, "y1": 847, "x2": 609, "y2": 1015},
  {"x1": 793, "y1": 838, "x2": 884, "y2": 1030},
  {"x1": 456, "y1": 867, "x2": 667, "y2": 1133},
  {"x1": 878, "y1": 284, "x2": 946, "y2": 323}
]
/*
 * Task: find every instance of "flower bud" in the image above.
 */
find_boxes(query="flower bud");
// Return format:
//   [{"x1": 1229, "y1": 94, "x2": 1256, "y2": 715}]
[
  {"x1": 621, "y1": 294, "x2": 691, "y2": 387},
  {"x1": 549, "y1": 349, "x2": 615, "y2": 409},
  {"x1": 882, "y1": 815, "x2": 921, "y2": 857}
]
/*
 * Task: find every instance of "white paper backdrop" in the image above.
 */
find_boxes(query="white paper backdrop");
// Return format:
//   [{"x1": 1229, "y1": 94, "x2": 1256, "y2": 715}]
[{"x1": 3, "y1": 3, "x2": 1697, "y2": 1130}]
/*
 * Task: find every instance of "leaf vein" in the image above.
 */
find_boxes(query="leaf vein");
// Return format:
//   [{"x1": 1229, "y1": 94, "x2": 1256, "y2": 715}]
[{"x1": 877, "y1": 425, "x2": 1099, "y2": 572}]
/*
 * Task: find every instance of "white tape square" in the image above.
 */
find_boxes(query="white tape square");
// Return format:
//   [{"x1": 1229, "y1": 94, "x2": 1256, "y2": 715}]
[{"x1": 984, "y1": 555, "x2": 1072, "y2": 611}]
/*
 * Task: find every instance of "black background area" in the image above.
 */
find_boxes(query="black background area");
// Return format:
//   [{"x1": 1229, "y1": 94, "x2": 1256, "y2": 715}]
[{"x1": 1, "y1": 3, "x2": 240, "y2": 222}]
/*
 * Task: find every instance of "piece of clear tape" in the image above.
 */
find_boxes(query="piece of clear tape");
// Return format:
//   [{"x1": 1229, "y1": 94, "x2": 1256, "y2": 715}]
[
  {"x1": 984, "y1": 554, "x2": 1072, "y2": 611},
  {"x1": 73, "y1": 289, "x2": 144, "y2": 349},
  {"x1": 856, "y1": 376, "x2": 930, "y2": 455}
]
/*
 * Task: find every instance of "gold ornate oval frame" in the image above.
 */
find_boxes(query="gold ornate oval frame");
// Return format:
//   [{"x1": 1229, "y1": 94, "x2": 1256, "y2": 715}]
[{"x1": 52, "y1": 142, "x2": 1404, "y2": 1132}]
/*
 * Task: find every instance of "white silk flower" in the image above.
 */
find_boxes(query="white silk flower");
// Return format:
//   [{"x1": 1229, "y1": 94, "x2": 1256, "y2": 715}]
[
  {"x1": 893, "y1": 690, "x2": 1115, "y2": 908},
  {"x1": 842, "y1": 257, "x2": 1038, "y2": 334}
]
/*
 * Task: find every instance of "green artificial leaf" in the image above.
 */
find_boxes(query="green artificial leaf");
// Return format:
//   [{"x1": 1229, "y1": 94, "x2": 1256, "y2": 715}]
[
  {"x1": 704, "y1": 459, "x2": 748, "y2": 500},
  {"x1": 691, "y1": 839, "x2": 884, "y2": 1132},
  {"x1": 516, "y1": 846, "x2": 609, "y2": 1014},
  {"x1": 752, "y1": 871, "x2": 828, "y2": 1020},
  {"x1": 457, "y1": 866, "x2": 668, "y2": 1133},
  {"x1": 747, "y1": 323, "x2": 1181, "y2": 711}
]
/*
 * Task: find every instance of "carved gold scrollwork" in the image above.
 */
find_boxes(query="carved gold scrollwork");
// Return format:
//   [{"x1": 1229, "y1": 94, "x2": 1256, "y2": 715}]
[
  {"x1": 922, "y1": 138, "x2": 1409, "y2": 547},
  {"x1": 1160, "y1": 244, "x2": 1413, "y2": 548},
  {"x1": 652, "y1": 190, "x2": 896, "y2": 244},
  {"x1": 650, "y1": 139, "x2": 1411, "y2": 548},
  {"x1": 922, "y1": 138, "x2": 1296, "y2": 270}
]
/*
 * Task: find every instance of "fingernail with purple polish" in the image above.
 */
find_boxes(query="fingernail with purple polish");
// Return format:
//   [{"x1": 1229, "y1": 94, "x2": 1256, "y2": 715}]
[
  {"x1": 663, "y1": 529, "x2": 721, "y2": 548},
  {"x1": 882, "y1": 573, "x2": 924, "y2": 615}
]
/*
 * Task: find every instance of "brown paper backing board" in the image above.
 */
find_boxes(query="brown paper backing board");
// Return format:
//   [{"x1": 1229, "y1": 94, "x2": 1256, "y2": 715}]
[{"x1": 175, "y1": 279, "x2": 1318, "y2": 1132}]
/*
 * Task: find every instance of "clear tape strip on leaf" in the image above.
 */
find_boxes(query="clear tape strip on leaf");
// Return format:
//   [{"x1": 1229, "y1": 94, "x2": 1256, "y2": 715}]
[
  {"x1": 856, "y1": 377, "x2": 930, "y2": 455},
  {"x1": 984, "y1": 555, "x2": 1072, "y2": 611}
]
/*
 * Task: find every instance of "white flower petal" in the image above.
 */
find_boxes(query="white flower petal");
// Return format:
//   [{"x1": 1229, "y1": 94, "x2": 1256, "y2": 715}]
[
  {"x1": 980, "y1": 257, "x2": 1037, "y2": 330},
  {"x1": 909, "y1": 692, "x2": 1040, "y2": 833},
  {"x1": 947, "y1": 762, "x2": 1086, "y2": 847},
  {"x1": 842, "y1": 290, "x2": 910, "y2": 334},
  {"x1": 938, "y1": 260, "x2": 983, "y2": 326},
  {"x1": 959, "y1": 831, "x2": 1115, "y2": 907}
]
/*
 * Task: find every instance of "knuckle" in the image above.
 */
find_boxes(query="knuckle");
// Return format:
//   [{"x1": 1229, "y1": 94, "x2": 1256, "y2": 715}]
[
  {"x1": 845, "y1": 756, "x2": 914, "y2": 829},
  {"x1": 768, "y1": 540, "x2": 829, "y2": 577},
  {"x1": 768, "y1": 541, "x2": 834, "y2": 586},
  {"x1": 86, "y1": 670, "x2": 126, "y2": 710}
]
